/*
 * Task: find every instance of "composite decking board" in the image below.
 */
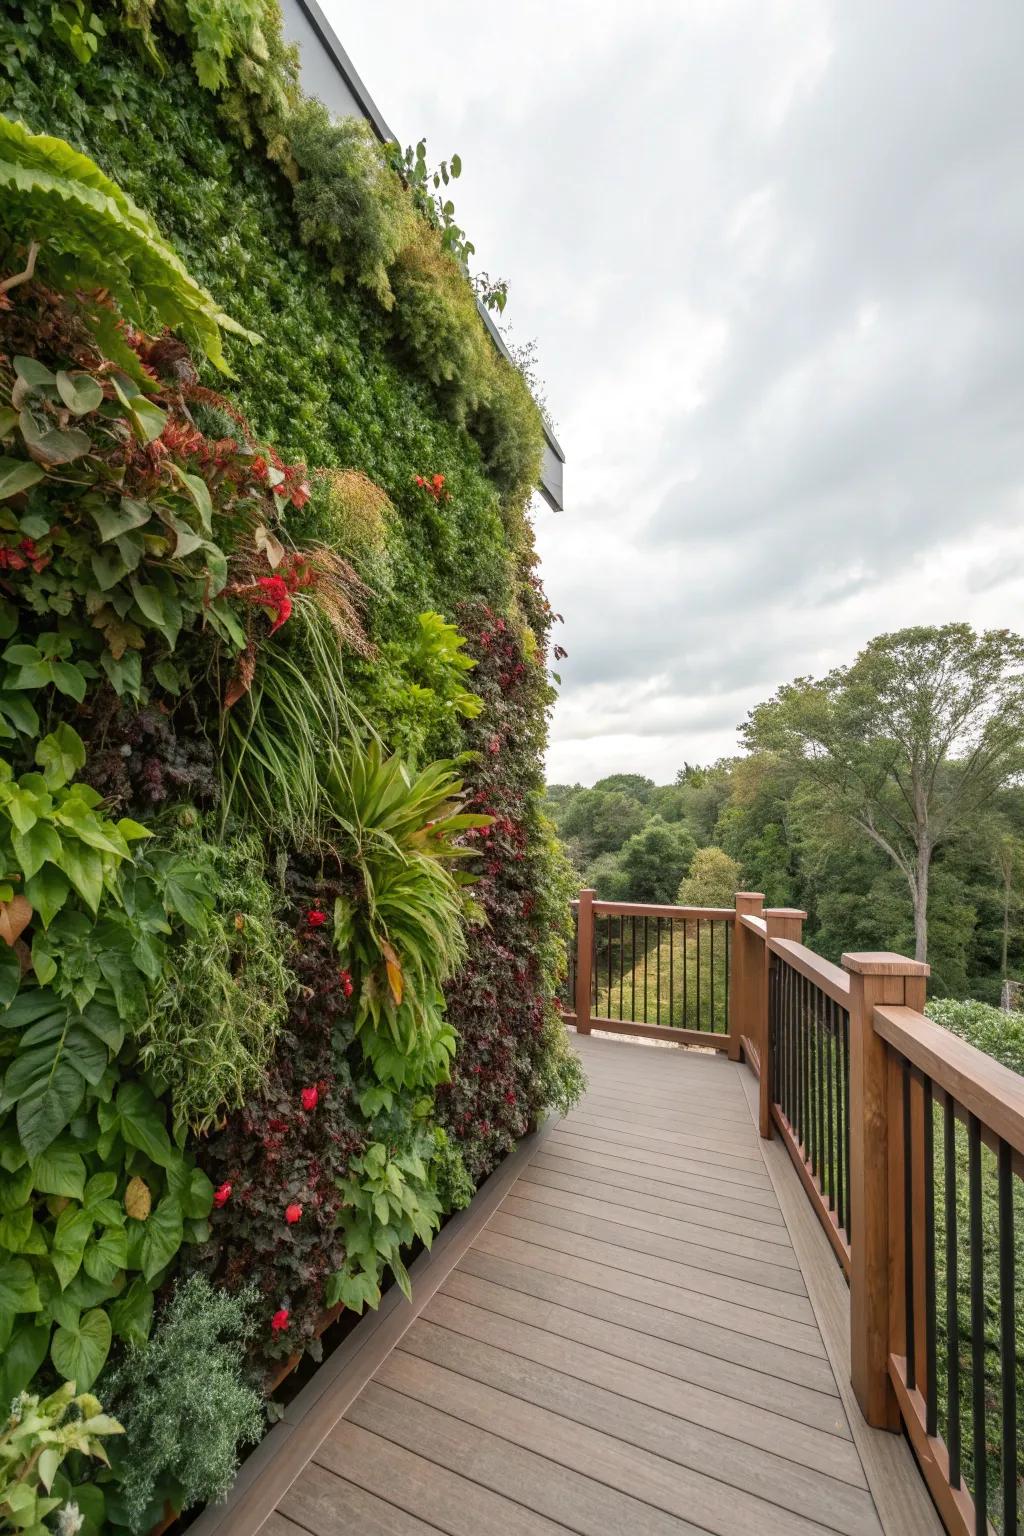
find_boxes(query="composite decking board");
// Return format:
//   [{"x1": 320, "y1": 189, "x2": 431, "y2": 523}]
[
  {"x1": 372, "y1": 1357, "x2": 879, "y2": 1536},
  {"x1": 279, "y1": 1463, "x2": 447, "y2": 1536},
  {"x1": 341, "y1": 1381, "x2": 709, "y2": 1536},
  {"x1": 454, "y1": 1246, "x2": 839, "y2": 1391},
  {"x1": 438, "y1": 1268, "x2": 845, "y2": 1428},
  {"x1": 569, "y1": 1083, "x2": 756, "y2": 1119},
  {"x1": 231, "y1": 1033, "x2": 940, "y2": 1536},
  {"x1": 401, "y1": 1314, "x2": 867, "y2": 1497},
  {"x1": 494, "y1": 1198, "x2": 811, "y2": 1299},
  {"x1": 542, "y1": 1134, "x2": 785, "y2": 1210},
  {"x1": 564, "y1": 1112, "x2": 769, "y2": 1167},
  {"x1": 548, "y1": 1126, "x2": 779, "y2": 1191},
  {"x1": 565, "y1": 1107, "x2": 764, "y2": 1154},
  {"x1": 471, "y1": 1226, "x2": 828, "y2": 1354},
  {"x1": 513, "y1": 1172, "x2": 801, "y2": 1263},
  {"x1": 526, "y1": 1157, "x2": 791, "y2": 1238},
  {"x1": 314, "y1": 1420, "x2": 572, "y2": 1536}
]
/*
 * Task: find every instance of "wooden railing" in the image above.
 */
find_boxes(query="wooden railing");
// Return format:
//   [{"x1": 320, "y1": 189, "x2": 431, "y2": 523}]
[{"x1": 563, "y1": 888, "x2": 1023, "y2": 1536}]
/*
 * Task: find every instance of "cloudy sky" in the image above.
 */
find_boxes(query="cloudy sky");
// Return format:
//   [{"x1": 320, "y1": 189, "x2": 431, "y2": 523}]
[{"x1": 321, "y1": 0, "x2": 1024, "y2": 786}]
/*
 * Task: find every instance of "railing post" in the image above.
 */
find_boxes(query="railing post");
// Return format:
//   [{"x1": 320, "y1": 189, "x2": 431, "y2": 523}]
[
  {"x1": 761, "y1": 908, "x2": 806, "y2": 1139},
  {"x1": 729, "y1": 892, "x2": 764, "y2": 1063},
  {"x1": 844, "y1": 951, "x2": 929, "y2": 1430},
  {"x1": 574, "y1": 888, "x2": 595, "y2": 1036}
]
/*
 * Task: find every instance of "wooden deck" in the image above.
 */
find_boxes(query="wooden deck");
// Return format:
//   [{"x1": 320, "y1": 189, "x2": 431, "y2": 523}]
[{"x1": 201, "y1": 1032, "x2": 942, "y2": 1536}]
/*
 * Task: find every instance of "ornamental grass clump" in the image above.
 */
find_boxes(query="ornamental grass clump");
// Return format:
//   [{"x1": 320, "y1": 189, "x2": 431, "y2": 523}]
[{"x1": 103, "y1": 1275, "x2": 262, "y2": 1534}]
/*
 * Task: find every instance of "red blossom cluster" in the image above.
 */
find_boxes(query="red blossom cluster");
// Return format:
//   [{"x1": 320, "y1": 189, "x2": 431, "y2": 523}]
[
  {"x1": 0, "y1": 536, "x2": 49, "y2": 574},
  {"x1": 413, "y1": 472, "x2": 449, "y2": 502}
]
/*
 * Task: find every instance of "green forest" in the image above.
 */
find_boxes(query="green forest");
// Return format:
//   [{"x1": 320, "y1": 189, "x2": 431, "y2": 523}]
[{"x1": 548, "y1": 625, "x2": 1024, "y2": 1003}]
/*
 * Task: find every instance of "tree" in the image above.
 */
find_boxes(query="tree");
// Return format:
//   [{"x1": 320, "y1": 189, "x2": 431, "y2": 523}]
[
  {"x1": 742, "y1": 625, "x2": 1024, "y2": 962},
  {"x1": 592, "y1": 773, "x2": 655, "y2": 804},
  {"x1": 583, "y1": 851, "x2": 631, "y2": 901},
  {"x1": 559, "y1": 789, "x2": 646, "y2": 860},
  {"x1": 994, "y1": 831, "x2": 1024, "y2": 978},
  {"x1": 677, "y1": 847, "x2": 742, "y2": 908},
  {"x1": 617, "y1": 819, "x2": 696, "y2": 904}
]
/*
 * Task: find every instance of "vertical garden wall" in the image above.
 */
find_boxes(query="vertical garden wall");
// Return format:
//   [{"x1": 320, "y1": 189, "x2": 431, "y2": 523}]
[{"x1": 0, "y1": 5, "x2": 582, "y2": 1531}]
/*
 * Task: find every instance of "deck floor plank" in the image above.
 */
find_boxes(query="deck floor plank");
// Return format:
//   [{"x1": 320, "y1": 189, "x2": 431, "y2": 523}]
[{"x1": 248, "y1": 1033, "x2": 924, "y2": 1536}]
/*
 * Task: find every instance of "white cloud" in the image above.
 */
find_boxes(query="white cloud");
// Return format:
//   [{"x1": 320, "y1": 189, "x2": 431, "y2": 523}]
[{"x1": 322, "y1": 0, "x2": 1024, "y2": 784}]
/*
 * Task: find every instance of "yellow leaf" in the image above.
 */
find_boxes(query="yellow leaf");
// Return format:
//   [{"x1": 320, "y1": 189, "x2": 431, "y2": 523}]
[
  {"x1": 381, "y1": 941, "x2": 403, "y2": 1007},
  {"x1": 125, "y1": 1176, "x2": 151, "y2": 1221}
]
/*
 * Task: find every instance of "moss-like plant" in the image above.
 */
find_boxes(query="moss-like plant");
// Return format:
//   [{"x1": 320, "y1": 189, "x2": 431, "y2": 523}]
[{"x1": 140, "y1": 826, "x2": 294, "y2": 1132}]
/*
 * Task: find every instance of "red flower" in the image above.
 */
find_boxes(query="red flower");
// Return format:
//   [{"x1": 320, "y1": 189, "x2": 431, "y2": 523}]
[
  {"x1": 307, "y1": 908, "x2": 327, "y2": 928},
  {"x1": 213, "y1": 1182, "x2": 232, "y2": 1208},
  {"x1": 301, "y1": 1085, "x2": 319, "y2": 1111},
  {"x1": 251, "y1": 455, "x2": 269, "y2": 480},
  {"x1": 255, "y1": 575, "x2": 292, "y2": 633},
  {"x1": 505, "y1": 1090, "x2": 517, "y2": 1105},
  {"x1": 284, "y1": 1203, "x2": 302, "y2": 1225},
  {"x1": 271, "y1": 1308, "x2": 290, "y2": 1333},
  {"x1": 338, "y1": 969, "x2": 353, "y2": 998}
]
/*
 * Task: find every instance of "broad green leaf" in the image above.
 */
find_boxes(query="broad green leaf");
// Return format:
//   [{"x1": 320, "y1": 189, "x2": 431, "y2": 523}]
[
  {"x1": 108, "y1": 1275, "x2": 153, "y2": 1346},
  {"x1": 57, "y1": 839, "x2": 103, "y2": 912},
  {"x1": 89, "y1": 496, "x2": 151, "y2": 544},
  {"x1": 0, "y1": 942, "x2": 19, "y2": 1005},
  {"x1": 0, "y1": 1256, "x2": 41, "y2": 1313},
  {"x1": 31, "y1": 1146, "x2": 86, "y2": 1200},
  {"x1": 12, "y1": 820, "x2": 62, "y2": 881},
  {"x1": 15, "y1": 1066, "x2": 87, "y2": 1160},
  {"x1": 0, "y1": 456, "x2": 44, "y2": 499},
  {"x1": 116, "y1": 1082, "x2": 174, "y2": 1168},
  {"x1": 56, "y1": 370, "x2": 104, "y2": 416},
  {"x1": 83, "y1": 1224, "x2": 127, "y2": 1284},
  {"x1": 170, "y1": 466, "x2": 214, "y2": 532},
  {"x1": 25, "y1": 864, "x2": 71, "y2": 927},
  {"x1": 51, "y1": 1306, "x2": 111, "y2": 1389},
  {"x1": 133, "y1": 1194, "x2": 183, "y2": 1282},
  {"x1": 35, "y1": 724, "x2": 85, "y2": 791},
  {"x1": 0, "y1": 1204, "x2": 34, "y2": 1251},
  {"x1": 0, "y1": 1164, "x2": 33, "y2": 1213},
  {"x1": 0, "y1": 1320, "x2": 49, "y2": 1402}
]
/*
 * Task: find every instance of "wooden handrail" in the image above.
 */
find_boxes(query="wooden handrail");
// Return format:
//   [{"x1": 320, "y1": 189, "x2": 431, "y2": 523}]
[
  {"x1": 873, "y1": 1002, "x2": 1024, "y2": 1161},
  {"x1": 739, "y1": 912, "x2": 767, "y2": 936},
  {"x1": 767, "y1": 937, "x2": 851, "y2": 1008},
  {"x1": 591, "y1": 900, "x2": 735, "y2": 920}
]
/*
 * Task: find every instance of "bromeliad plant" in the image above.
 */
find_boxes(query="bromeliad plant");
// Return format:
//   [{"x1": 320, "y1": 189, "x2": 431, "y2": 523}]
[{"x1": 327, "y1": 741, "x2": 489, "y2": 1090}]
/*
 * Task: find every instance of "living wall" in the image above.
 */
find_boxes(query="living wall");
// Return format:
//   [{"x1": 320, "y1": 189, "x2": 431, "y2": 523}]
[{"x1": 0, "y1": 6, "x2": 582, "y2": 1532}]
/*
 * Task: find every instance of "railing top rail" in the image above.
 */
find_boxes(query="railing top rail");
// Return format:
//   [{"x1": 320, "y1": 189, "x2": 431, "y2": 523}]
[
  {"x1": 739, "y1": 912, "x2": 767, "y2": 936},
  {"x1": 874, "y1": 1002, "x2": 1024, "y2": 1161},
  {"x1": 768, "y1": 937, "x2": 851, "y2": 1008},
  {"x1": 591, "y1": 900, "x2": 735, "y2": 921}
]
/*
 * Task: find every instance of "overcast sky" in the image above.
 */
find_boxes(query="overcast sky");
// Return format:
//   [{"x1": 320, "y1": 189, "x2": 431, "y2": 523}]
[{"x1": 322, "y1": 0, "x2": 1024, "y2": 786}]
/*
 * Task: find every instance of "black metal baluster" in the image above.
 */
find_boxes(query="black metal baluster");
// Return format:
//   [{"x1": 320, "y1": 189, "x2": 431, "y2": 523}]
[
  {"x1": 631, "y1": 916, "x2": 636, "y2": 1021},
  {"x1": 656, "y1": 917, "x2": 662, "y2": 1026},
  {"x1": 669, "y1": 917, "x2": 675, "y2": 1027},
  {"x1": 696, "y1": 920, "x2": 702, "y2": 1032},
  {"x1": 826, "y1": 998, "x2": 836, "y2": 1210},
  {"x1": 709, "y1": 919, "x2": 715, "y2": 1031},
  {"x1": 847, "y1": 1013, "x2": 853, "y2": 1241},
  {"x1": 605, "y1": 915, "x2": 612, "y2": 1018},
  {"x1": 642, "y1": 915, "x2": 649, "y2": 1022},
  {"x1": 903, "y1": 1061, "x2": 916, "y2": 1391},
  {"x1": 968, "y1": 1112, "x2": 987, "y2": 1535},
  {"x1": 923, "y1": 1077, "x2": 937, "y2": 1436},
  {"x1": 683, "y1": 919, "x2": 689, "y2": 1027},
  {"x1": 998, "y1": 1139, "x2": 1017, "y2": 1536},
  {"x1": 787, "y1": 963, "x2": 796, "y2": 1129},
  {"x1": 945, "y1": 1096, "x2": 962, "y2": 1491},
  {"x1": 724, "y1": 922, "x2": 730, "y2": 1032},
  {"x1": 618, "y1": 915, "x2": 624, "y2": 1019}
]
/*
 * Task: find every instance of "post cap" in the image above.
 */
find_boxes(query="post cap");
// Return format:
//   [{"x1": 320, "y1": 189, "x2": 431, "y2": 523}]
[
  {"x1": 734, "y1": 891, "x2": 765, "y2": 902},
  {"x1": 765, "y1": 908, "x2": 808, "y2": 919},
  {"x1": 842, "y1": 951, "x2": 930, "y2": 977}
]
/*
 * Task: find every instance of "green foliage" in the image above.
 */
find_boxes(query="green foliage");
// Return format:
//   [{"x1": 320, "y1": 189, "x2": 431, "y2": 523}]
[
  {"x1": 286, "y1": 103, "x2": 415, "y2": 308},
  {"x1": 0, "y1": 1380, "x2": 122, "y2": 1536},
  {"x1": 140, "y1": 826, "x2": 294, "y2": 1132},
  {"x1": 677, "y1": 846, "x2": 742, "y2": 908},
  {"x1": 0, "y1": 117, "x2": 254, "y2": 373},
  {"x1": 103, "y1": 1274, "x2": 262, "y2": 1533},
  {"x1": 329, "y1": 741, "x2": 487, "y2": 1086},
  {"x1": 330, "y1": 1128, "x2": 443, "y2": 1313},
  {"x1": 616, "y1": 818, "x2": 695, "y2": 905},
  {"x1": 926, "y1": 997, "x2": 1024, "y2": 1077}
]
